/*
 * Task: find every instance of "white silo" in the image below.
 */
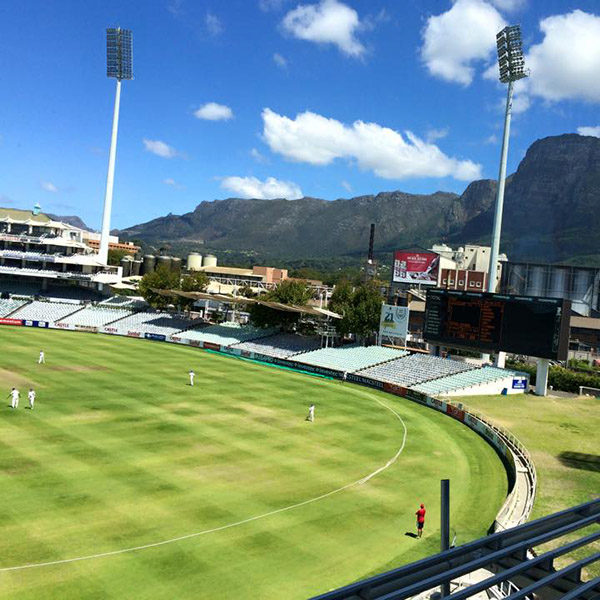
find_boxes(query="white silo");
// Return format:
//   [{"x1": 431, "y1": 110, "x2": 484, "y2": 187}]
[
  {"x1": 203, "y1": 254, "x2": 218, "y2": 268},
  {"x1": 187, "y1": 253, "x2": 203, "y2": 271}
]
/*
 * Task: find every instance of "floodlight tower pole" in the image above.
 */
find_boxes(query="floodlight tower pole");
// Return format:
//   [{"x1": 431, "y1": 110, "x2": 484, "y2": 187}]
[
  {"x1": 486, "y1": 25, "x2": 528, "y2": 369},
  {"x1": 99, "y1": 27, "x2": 133, "y2": 266},
  {"x1": 487, "y1": 79, "x2": 514, "y2": 295},
  {"x1": 98, "y1": 79, "x2": 122, "y2": 265}
]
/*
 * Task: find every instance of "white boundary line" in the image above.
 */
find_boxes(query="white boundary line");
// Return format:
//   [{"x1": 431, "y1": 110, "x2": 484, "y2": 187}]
[{"x1": 0, "y1": 390, "x2": 407, "y2": 573}]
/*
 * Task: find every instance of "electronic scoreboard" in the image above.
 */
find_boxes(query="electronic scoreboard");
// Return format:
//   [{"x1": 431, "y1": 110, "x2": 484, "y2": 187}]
[{"x1": 424, "y1": 289, "x2": 571, "y2": 360}]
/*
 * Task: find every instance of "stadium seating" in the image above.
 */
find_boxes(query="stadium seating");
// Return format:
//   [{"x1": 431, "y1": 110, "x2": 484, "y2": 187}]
[
  {"x1": 358, "y1": 353, "x2": 476, "y2": 387},
  {"x1": 0, "y1": 298, "x2": 28, "y2": 317},
  {"x1": 99, "y1": 296, "x2": 148, "y2": 309},
  {"x1": 109, "y1": 311, "x2": 196, "y2": 336},
  {"x1": 411, "y1": 366, "x2": 523, "y2": 396},
  {"x1": 231, "y1": 333, "x2": 321, "y2": 358},
  {"x1": 57, "y1": 306, "x2": 134, "y2": 328},
  {"x1": 9, "y1": 300, "x2": 82, "y2": 323},
  {"x1": 178, "y1": 323, "x2": 275, "y2": 347},
  {"x1": 294, "y1": 345, "x2": 409, "y2": 373}
]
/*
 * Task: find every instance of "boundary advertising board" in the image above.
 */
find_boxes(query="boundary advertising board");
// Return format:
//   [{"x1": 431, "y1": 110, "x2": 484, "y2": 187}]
[{"x1": 379, "y1": 305, "x2": 409, "y2": 340}]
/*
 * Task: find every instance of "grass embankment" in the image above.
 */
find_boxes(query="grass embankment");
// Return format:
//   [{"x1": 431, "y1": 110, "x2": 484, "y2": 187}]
[
  {"x1": 0, "y1": 327, "x2": 506, "y2": 599},
  {"x1": 456, "y1": 394, "x2": 600, "y2": 578}
]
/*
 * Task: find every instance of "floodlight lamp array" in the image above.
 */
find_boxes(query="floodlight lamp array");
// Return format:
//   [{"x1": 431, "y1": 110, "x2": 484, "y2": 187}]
[
  {"x1": 496, "y1": 25, "x2": 528, "y2": 83},
  {"x1": 106, "y1": 28, "x2": 133, "y2": 80}
]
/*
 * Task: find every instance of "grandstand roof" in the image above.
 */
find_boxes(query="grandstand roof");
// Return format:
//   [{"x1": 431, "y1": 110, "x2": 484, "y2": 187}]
[
  {"x1": 152, "y1": 288, "x2": 341, "y2": 318},
  {"x1": 0, "y1": 207, "x2": 80, "y2": 231}
]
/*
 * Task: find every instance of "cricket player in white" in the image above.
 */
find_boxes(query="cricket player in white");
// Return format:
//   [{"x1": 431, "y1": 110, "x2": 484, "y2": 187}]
[
  {"x1": 28, "y1": 389, "x2": 36, "y2": 410},
  {"x1": 9, "y1": 388, "x2": 19, "y2": 409},
  {"x1": 307, "y1": 403, "x2": 315, "y2": 422},
  {"x1": 38, "y1": 350, "x2": 45, "y2": 364},
  {"x1": 189, "y1": 370, "x2": 195, "y2": 386}
]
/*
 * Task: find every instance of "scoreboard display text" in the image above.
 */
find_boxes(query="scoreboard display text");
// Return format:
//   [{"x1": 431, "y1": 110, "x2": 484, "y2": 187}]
[{"x1": 424, "y1": 290, "x2": 570, "y2": 360}]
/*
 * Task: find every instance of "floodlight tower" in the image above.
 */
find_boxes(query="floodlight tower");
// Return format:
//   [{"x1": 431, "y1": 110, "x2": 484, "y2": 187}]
[
  {"x1": 487, "y1": 25, "x2": 528, "y2": 293},
  {"x1": 98, "y1": 27, "x2": 133, "y2": 266}
]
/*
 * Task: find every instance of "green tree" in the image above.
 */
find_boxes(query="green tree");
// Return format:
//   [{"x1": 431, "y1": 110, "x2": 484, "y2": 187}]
[
  {"x1": 181, "y1": 271, "x2": 209, "y2": 292},
  {"x1": 348, "y1": 281, "x2": 383, "y2": 340},
  {"x1": 329, "y1": 279, "x2": 354, "y2": 336},
  {"x1": 107, "y1": 248, "x2": 130, "y2": 266},
  {"x1": 138, "y1": 266, "x2": 180, "y2": 310},
  {"x1": 269, "y1": 279, "x2": 312, "y2": 305}
]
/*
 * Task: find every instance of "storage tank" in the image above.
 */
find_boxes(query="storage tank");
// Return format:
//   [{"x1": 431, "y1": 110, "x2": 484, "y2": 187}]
[
  {"x1": 548, "y1": 266, "x2": 567, "y2": 299},
  {"x1": 131, "y1": 260, "x2": 142, "y2": 276},
  {"x1": 157, "y1": 255, "x2": 171, "y2": 271},
  {"x1": 203, "y1": 254, "x2": 217, "y2": 268},
  {"x1": 120, "y1": 256, "x2": 132, "y2": 278},
  {"x1": 525, "y1": 265, "x2": 544, "y2": 296},
  {"x1": 142, "y1": 254, "x2": 156, "y2": 275},
  {"x1": 171, "y1": 257, "x2": 182, "y2": 272},
  {"x1": 187, "y1": 252, "x2": 203, "y2": 271}
]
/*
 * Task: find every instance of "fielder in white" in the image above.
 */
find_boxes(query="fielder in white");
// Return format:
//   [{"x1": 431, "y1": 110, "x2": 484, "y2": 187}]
[
  {"x1": 307, "y1": 403, "x2": 315, "y2": 422},
  {"x1": 189, "y1": 370, "x2": 195, "y2": 386},
  {"x1": 9, "y1": 388, "x2": 19, "y2": 409},
  {"x1": 38, "y1": 350, "x2": 45, "y2": 364},
  {"x1": 28, "y1": 389, "x2": 36, "y2": 410}
]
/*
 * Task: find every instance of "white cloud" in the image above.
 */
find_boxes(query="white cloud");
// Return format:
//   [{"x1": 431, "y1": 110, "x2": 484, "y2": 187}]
[
  {"x1": 485, "y1": 133, "x2": 498, "y2": 144},
  {"x1": 250, "y1": 148, "x2": 268, "y2": 163},
  {"x1": 421, "y1": 0, "x2": 506, "y2": 85},
  {"x1": 525, "y1": 11, "x2": 600, "y2": 104},
  {"x1": 206, "y1": 12, "x2": 223, "y2": 36},
  {"x1": 221, "y1": 176, "x2": 303, "y2": 199},
  {"x1": 143, "y1": 139, "x2": 178, "y2": 159},
  {"x1": 194, "y1": 102, "x2": 233, "y2": 121},
  {"x1": 281, "y1": 0, "x2": 365, "y2": 58},
  {"x1": 341, "y1": 180, "x2": 353, "y2": 193},
  {"x1": 426, "y1": 127, "x2": 449, "y2": 143},
  {"x1": 488, "y1": 0, "x2": 526, "y2": 11},
  {"x1": 261, "y1": 108, "x2": 481, "y2": 181},
  {"x1": 40, "y1": 181, "x2": 58, "y2": 193},
  {"x1": 273, "y1": 52, "x2": 288, "y2": 68},
  {"x1": 577, "y1": 126, "x2": 600, "y2": 138},
  {"x1": 163, "y1": 178, "x2": 176, "y2": 186},
  {"x1": 259, "y1": 0, "x2": 289, "y2": 11}
]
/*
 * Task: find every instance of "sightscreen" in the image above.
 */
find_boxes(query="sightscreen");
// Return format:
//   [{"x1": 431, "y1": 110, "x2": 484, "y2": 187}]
[{"x1": 424, "y1": 289, "x2": 571, "y2": 360}]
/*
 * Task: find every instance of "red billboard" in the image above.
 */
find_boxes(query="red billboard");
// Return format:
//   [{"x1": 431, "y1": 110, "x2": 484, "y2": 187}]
[{"x1": 393, "y1": 251, "x2": 439, "y2": 285}]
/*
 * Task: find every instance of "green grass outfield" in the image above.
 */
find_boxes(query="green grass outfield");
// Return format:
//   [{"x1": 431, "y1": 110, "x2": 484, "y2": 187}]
[
  {"x1": 0, "y1": 327, "x2": 507, "y2": 599},
  {"x1": 456, "y1": 394, "x2": 600, "y2": 579}
]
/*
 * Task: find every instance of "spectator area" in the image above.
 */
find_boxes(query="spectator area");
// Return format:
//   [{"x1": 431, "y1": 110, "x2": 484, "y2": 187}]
[
  {"x1": 294, "y1": 345, "x2": 408, "y2": 373},
  {"x1": 358, "y1": 353, "x2": 476, "y2": 387},
  {"x1": 0, "y1": 298, "x2": 28, "y2": 317},
  {"x1": 231, "y1": 333, "x2": 321, "y2": 359},
  {"x1": 178, "y1": 323, "x2": 274, "y2": 347},
  {"x1": 9, "y1": 300, "x2": 81, "y2": 324},
  {"x1": 57, "y1": 306, "x2": 134, "y2": 328},
  {"x1": 411, "y1": 366, "x2": 524, "y2": 396},
  {"x1": 110, "y1": 311, "x2": 196, "y2": 336}
]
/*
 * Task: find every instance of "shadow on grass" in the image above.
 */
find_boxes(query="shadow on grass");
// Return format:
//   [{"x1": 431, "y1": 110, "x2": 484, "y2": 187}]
[
  {"x1": 558, "y1": 451, "x2": 600, "y2": 473},
  {"x1": 405, "y1": 532, "x2": 418, "y2": 539}
]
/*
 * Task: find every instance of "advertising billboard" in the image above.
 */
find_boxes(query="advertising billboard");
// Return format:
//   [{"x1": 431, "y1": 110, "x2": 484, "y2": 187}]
[
  {"x1": 393, "y1": 251, "x2": 439, "y2": 285},
  {"x1": 379, "y1": 304, "x2": 409, "y2": 340}
]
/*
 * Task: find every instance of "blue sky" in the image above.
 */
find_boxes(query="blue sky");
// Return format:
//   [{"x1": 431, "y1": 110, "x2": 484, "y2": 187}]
[{"x1": 2, "y1": 0, "x2": 600, "y2": 229}]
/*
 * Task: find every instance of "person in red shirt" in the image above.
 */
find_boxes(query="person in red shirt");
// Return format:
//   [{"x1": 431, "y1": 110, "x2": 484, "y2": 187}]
[{"x1": 416, "y1": 503, "x2": 426, "y2": 538}]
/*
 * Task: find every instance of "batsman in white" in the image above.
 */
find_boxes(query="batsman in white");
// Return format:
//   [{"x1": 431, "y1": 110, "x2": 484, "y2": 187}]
[
  {"x1": 38, "y1": 350, "x2": 45, "y2": 364},
  {"x1": 189, "y1": 370, "x2": 195, "y2": 386},
  {"x1": 28, "y1": 388, "x2": 36, "y2": 410},
  {"x1": 9, "y1": 388, "x2": 19, "y2": 409}
]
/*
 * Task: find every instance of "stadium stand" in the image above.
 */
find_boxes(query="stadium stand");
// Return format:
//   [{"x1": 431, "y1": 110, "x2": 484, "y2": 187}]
[
  {"x1": 358, "y1": 353, "x2": 476, "y2": 387},
  {"x1": 0, "y1": 297, "x2": 28, "y2": 317},
  {"x1": 231, "y1": 333, "x2": 321, "y2": 359},
  {"x1": 178, "y1": 323, "x2": 274, "y2": 347},
  {"x1": 99, "y1": 296, "x2": 147, "y2": 309},
  {"x1": 9, "y1": 300, "x2": 82, "y2": 323},
  {"x1": 294, "y1": 345, "x2": 408, "y2": 373},
  {"x1": 411, "y1": 365, "x2": 524, "y2": 396},
  {"x1": 110, "y1": 311, "x2": 196, "y2": 336},
  {"x1": 57, "y1": 306, "x2": 134, "y2": 328}
]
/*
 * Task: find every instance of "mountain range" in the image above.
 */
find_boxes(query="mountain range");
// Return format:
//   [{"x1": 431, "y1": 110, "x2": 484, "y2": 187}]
[{"x1": 117, "y1": 134, "x2": 600, "y2": 267}]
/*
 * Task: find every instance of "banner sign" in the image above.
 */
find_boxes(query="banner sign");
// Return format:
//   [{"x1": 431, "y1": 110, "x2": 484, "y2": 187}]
[
  {"x1": 23, "y1": 320, "x2": 49, "y2": 328},
  {"x1": 512, "y1": 377, "x2": 527, "y2": 390},
  {"x1": 203, "y1": 342, "x2": 221, "y2": 351},
  {"x1": 127, "y1": 331, "x2": 141, "y2": 338},
  {"x1": 379, "y1": 305, "x2": 409, "y2": 340},
  {"x1": 392, "y1": 251, "x2": 439, "y2": 285},
  {"x1": 144, "y1": 332, "x2": 166, "y2": 342},
  {"x1": 348, "y1": 374, "x2": 384, "y2": 389},
  {"x1": 75, "y1": 325, "x2": 98, "y2": 333},
  {"x1": 0, "y1": 318, "x2": 22, "y2": 326}
]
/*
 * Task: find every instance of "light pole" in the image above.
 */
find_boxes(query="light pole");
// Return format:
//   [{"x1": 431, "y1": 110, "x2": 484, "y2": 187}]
[
  {"x1": 487, "y1": 25, "x2": 528, "y2": 294},
  {"x1": 98, "y1": 27, "x2": 133, "y2": 266}
]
